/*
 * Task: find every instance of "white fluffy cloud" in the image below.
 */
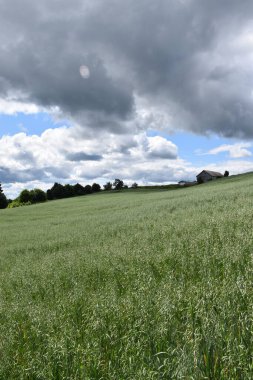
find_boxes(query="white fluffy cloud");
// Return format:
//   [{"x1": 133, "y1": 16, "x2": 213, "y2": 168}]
[
  {"x1": 0, "y1": 98, "x2": 42, "y2": 115},
  {"x1": 147, "y1": 136, "x2": 178, "y2": 159},
  {"x1": 2, "y1": 125, "x2": 253, "y2": 198},
  {"x1": 0, "y1": 127, "x2": 184, "y2": 197},
  {"x1": 208, "y1": 143, "x2": 252, "y2": 158}
]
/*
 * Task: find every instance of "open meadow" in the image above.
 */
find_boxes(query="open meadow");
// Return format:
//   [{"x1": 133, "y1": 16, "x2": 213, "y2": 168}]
[{"x1": 0, "y1": 174, "x2": 253, "y2": 379}]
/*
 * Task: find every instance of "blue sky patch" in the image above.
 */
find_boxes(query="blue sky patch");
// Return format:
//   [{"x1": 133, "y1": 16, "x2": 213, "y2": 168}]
[{"x1": 0, "y1": 112, "x2": 69, "y2": 137}]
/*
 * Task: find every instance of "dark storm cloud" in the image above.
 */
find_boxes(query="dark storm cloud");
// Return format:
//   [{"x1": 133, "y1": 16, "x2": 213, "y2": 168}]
[
  {"x1": 44, "y1": 166, "x2": 72, "y2": 180},
  {"x1": 66, "y1": 152, "x2": 102, "y2": 161},
  {"x1": 0, "y1": 164, "x2": 70, "y2": 183},
  {"x1": 0, "y1": 0, "x2": 134, "y2": 131},
  {"x1": 1, "y1": 0, "x2": 253, "y2": 137},
  {"x1": 0, "y1": 166, "x2": 48, "y2": 183}
]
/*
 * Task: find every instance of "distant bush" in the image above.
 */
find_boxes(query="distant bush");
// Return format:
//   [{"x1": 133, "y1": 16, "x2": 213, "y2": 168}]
[{"x1": 8, "y1": 200, "x2": 31, "y2": 208}]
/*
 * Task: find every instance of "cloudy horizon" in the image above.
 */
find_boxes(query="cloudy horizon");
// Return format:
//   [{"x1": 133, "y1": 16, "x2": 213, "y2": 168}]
[{"x1": 1, "y1": 0, "x2": 253, "y2": 198}]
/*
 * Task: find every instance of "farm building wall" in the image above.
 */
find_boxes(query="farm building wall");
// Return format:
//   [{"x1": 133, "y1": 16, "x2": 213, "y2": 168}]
[{"x1": 197, "y1": 172, "x2": 213, "y2": 183}]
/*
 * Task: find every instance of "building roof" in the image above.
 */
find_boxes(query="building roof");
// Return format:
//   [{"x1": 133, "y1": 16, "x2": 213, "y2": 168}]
[{"x1": 197, "y1": 170, "x2": 223, "y2": 177}]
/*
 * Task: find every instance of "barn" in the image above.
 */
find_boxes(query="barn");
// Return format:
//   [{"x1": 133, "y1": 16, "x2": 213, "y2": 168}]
[{"x1": 196, "y1": 170, "x2": 223, "y2": 183}]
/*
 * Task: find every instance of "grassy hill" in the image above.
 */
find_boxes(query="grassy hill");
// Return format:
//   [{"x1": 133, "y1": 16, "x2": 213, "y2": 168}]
[{"x1": 0, "y1": 174, "x2": 253, "y2": 379}]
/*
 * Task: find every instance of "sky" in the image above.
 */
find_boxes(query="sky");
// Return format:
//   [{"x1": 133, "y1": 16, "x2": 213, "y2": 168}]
[{"x1": 1, "y1": 0, "x2": 253, "y2": 198}]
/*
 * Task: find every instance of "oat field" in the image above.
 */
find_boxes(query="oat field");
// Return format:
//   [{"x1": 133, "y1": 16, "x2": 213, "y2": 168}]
[{"x1": 0, "y1": 174, "x2": 253, "y2": 379}]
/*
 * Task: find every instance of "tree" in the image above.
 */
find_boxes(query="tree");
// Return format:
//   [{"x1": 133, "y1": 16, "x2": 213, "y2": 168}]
[
  {"x1": 132, "y1": 182, "x2": 138, "y2": 189},
  {"x1": 46, "y1": 189, "x2": 53, "y2": 200},
  {"x1": 0, "y1": 193, "x2": 8, "y2": 209},
  {"x1": 91, "y1": 183, "x2": 101, "y2": 193},
  {"x1": 84, "y1": 185, "x2": 92, "y2": 194},
  {"x1": 64, "y1": 184, "x2": 75, "y2": 198},
  {"x1": 0, "y1": 184, "x2": 8, "y2": 209},
  {"x1": 19, "y1": 188, "x2": 46, "y2": 203},
  {"x1": 113, "y1": 178, "x2": 124, "y2": 190},
  {"x1": 19, "y1": 189, "x2": 31, "y2": 203},
  {"x1": 30, "y1": 189, "x2": 47, "y2": 203},
  {"x1": 103, "y1": 182, "x2": 112, "y2": 191},
  {"x1": 49, "y1": 183, "x2": 65, "y2": 199},
  {"x1": 73, "y1": 183, "x2": 86, "y2": 196},
  {"x1": 224, "y1": 170, "x2": 229, "y2": 177}
]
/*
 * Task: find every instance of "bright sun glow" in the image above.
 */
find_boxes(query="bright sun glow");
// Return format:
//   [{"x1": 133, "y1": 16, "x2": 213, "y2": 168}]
[{"x1": 79, "y1": 65, "x2": 90, "y2": 79}]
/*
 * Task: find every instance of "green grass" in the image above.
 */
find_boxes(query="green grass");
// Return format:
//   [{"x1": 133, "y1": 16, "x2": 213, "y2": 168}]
[{"x1": 0, "y1": 174, "x2": 253, "y2": 379}]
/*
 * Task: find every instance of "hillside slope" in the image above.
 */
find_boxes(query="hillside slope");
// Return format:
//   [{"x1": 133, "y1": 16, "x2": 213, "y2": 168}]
[{"x1": 0, "y1": 173, "x2": 253, "y2": 379}]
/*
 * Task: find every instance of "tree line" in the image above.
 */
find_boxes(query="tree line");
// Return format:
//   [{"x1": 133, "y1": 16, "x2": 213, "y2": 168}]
[{"x1": 0, "y1": 179, "x2": 139, "y2": 209}]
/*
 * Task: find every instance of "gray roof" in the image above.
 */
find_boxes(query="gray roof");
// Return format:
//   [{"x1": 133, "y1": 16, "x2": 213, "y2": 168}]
[{"x1": 197, "y1": 170, "x2": 223, "y2": 177}]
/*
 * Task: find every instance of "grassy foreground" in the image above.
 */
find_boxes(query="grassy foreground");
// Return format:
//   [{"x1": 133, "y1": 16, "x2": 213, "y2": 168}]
[{"x1": 0, "y1": 174, "x2": 253, "y2": 379}]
